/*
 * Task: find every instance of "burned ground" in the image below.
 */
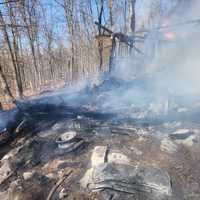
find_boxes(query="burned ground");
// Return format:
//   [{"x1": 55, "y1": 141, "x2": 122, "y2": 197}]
[{"x1": 0, "y1": 80, "x2": 200, "y2": 200}]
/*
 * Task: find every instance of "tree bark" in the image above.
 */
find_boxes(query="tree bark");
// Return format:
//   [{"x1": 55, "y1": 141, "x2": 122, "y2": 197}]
[
  {"x1": 109, "y1": 36, "x2": 116, "y2": 73},
  {"x1": 130, "y1": 0, "x2": 136, "y2": 34},
  {"x1": 0, "y1": 10, "x2": 23, "y2": 97},
  {"x1": 130, "y1": 0, "x2": 136, "y2": 54},
  {"x1": 0, "y1": 64, "x2": 15, "y2": 102},
  {"x1": 108, "y1": 0, "x2": 113, "y2": 28},
  {"x1": 97, "y1": 0, "x2": 104, "y2": 71}
]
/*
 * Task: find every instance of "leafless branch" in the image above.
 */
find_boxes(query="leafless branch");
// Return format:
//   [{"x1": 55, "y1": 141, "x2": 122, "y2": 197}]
[{"x1": 0, "y1": 0, "x2": 19, "y2": 5}]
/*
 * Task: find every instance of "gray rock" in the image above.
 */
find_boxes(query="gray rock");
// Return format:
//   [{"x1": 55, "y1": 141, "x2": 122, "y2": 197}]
[
  {"x1": 59, "y1": 188, "x2": 68, "y2": 199},
  {"x1": 0, "y1": 145, "x2": 24, "y2": 185},
  {"x1": 0, "y1": 160, "x2": 12, "y2": 185},
  {"x1": 23, "y1": 171, "x2": 36, "y2": 181},
  {"x1": 8, "y1": 174, "x2": 49, "y2": 200},
  {"x1": 0, "y1": 191, "x2": 8, "y2": 200},
  {"x1": 91, "y1": 146, "x2": 108, "y2": 167},
  {"x1": 175, "y1": 135, "x2": 197, "y2": 147},
  {"x1": 90, "y1": 146, "x2": 130, "y2": 167},
  {"x1": 169, "y1": 129, "x2": 193, "y2": 140},
  {"x1": 129, "y1": 146, "x2": 143, "y2": 156},
  {"x1": 1, "y1": 145, "x2": 23, "y2": 161},
  {"x1": 169, "y1": 129, "x2": 197, "y2": 147},
  {"x1": 81, "y1": 146, "x2": 172, "y2": 199},
  {"x1": 93, "y1": 127, "x2": 111, "y2": 136},
  {"x1": 8, "y1": 180, "x2": 23, "y2": 200},
  {"x1": 90, "y1": 163, "x2": 171, "y2": 196},
  {"x1": 107, "y1": 151, "x2": 130, "y2": 164},
  {"x1": 111, "y1": 127, "x2": 137, "y2": 135},
  {"x1": 81, "y1": 163, "x2": 172, "y2": 199},
  {"x1": 160, "y1": 137, "x2": 178, "y2": 154}
]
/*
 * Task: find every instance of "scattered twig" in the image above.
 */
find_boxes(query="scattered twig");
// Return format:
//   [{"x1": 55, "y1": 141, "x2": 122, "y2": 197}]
[
  {"x1": 0, "y1": 172, "x2": 14, "y2": 186},
  {"x1": 95, "y1": 21, "x2": 145, "y2": 40},
  {"x1": 132, "y1": 45, "x2": 144, "y2": 55},
  {"x1": 46, "y1": 170, "x2": 73, "y2": 200},
  {"x1": 14, "y1": 119, "x2": 26, "y2": 133},
  {"x1": 0, "y1": 24, "x2": 28, "y2": 28},
  {"x1": 0, "y1": 0, "x2": 19, "y2": 5}
]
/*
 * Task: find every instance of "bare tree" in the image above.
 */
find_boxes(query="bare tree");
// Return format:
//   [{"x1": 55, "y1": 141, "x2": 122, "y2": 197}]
[
  {"x1": 96, "y1": 0, "x2": 104, "y2": 71},
  {"x1": 0, "y1": 64, "x2": 15, "y2": 101},
  {"x1": 108, "y1": 0, "x2": 113, "y2": 28},
  {"x1": 0, "y1": 9, "x2": 23, "y2": 97},
  {"x1": 130, "y1": 0, "x2": 136, "y2": 34},
  {"x1": 18, "y1": 0, "x2": 40, "y2": 84},
  {"x1": 130, "y1": 0, "x2": 136, "y2": 53}
]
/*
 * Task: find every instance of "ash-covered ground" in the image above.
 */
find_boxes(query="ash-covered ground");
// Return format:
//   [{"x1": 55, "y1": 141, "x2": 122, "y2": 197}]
[
  {"x1": 0, "y1": 76, "x2": 200, "y2": 200},
  {"x1": 1, "y1": 1, "x2": 200, "y2": 200}
]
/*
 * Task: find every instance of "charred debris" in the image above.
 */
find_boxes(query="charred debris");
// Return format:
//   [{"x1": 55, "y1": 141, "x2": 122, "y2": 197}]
[
  {"x1": 0, "y1": 17, "x2": 200, "y2": 200},
  {"x1": 0, "y1": 75, "x2": 200, "y2": 199}
]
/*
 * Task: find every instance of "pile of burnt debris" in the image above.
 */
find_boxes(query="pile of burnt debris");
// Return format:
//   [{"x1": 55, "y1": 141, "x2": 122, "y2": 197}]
[{"x1": 0, "y1": 76, "x2": 200, "y2": 200}]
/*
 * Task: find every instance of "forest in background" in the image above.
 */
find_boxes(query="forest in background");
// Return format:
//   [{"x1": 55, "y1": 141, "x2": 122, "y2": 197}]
[{"x1": 0, "y1": 0, "x2": 192, "y2": 109}]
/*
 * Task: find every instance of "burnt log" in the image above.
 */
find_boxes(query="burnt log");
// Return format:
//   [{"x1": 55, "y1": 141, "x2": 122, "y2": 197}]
[
  {"x1": 0, "y1": 108, "x2": 24, "y2": 145},
  {"x1": 14, "y1": 98, "x2": 116, "y2": 121}
]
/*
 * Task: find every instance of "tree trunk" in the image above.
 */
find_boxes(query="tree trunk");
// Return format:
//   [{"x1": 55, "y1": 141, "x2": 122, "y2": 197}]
[
  {"x1": 130, "y1": 0, "x2": 136, "y2": 54},
  {"x1": 18, "y1": 1, "x2": 39, "y2": 88},
  {"x1": 0, "y1": 10, "x2": 23, "y2": 97},
  {"x1": 0, "y1": 64, "x2": 15, "y2": 102},
  {"x1": 97, "y1": 0, "x2": 104, "y2": 71},
  {"x1": 130, "y1": 0, "x2": 136, "y2": 34},
  {"x1": 7, "y1": 3, "x2": 24, "y2": 94},
  {"x1": 109, "y1": 36, "x2": 116, "y2": 73},
  {"x1": 108, "y1": 0, "x2": 113, "y2": 28}
]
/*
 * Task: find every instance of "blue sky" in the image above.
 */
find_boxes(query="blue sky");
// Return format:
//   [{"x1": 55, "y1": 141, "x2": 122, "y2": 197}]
[{"x1": 0, "y1": 0, "x2": 183, "y2": 48}]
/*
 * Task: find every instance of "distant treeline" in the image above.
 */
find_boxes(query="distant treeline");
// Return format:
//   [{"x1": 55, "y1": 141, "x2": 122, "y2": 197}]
[{"x1": 0, "y1": 0, "x2": 189, "y2": 109}]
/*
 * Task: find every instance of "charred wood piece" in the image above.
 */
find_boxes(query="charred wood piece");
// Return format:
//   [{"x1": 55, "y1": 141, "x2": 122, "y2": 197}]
[
  {"x1": 0, "y1": 109, "x2": 24, "y2": 145},
  {"x1": 111, "y1": 126, "x2": 138, "y2": 136},
  {"x1": 14, "y1": 99, "x2": 116, "y2": 121},
  {"x1": 46, "y1": 170, "x2": 73, "y2": 200},
  {"x1": 95, "y1": 22, "x2": 145, "y2": 44},
  {"x1": 0, "y1": 0, "x2": 19, "y2": 4}
]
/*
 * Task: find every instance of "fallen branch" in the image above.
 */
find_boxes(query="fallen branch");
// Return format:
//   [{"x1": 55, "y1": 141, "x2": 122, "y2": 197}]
[
  {"x1": 0, "y1": 24, "x2": 28, "y2": 28},
  {"x1": 95, "y1": 21, "x2": 145, "y2": 41},
  {"x1": 14, "y1": 119, "x2": 26, "y2": 133},
  {"x1": 0, "y1": 0, "x2": 19, "y2": 4},
  {"x1": 0, "y1": 172, "x2": 14, "y2": 186},
  {"x1": 46, "y1": 170, "x2": 73, "y2": 200},
  {"x1": 95, "y1": 21, "x2": 145, "y2": 56}
]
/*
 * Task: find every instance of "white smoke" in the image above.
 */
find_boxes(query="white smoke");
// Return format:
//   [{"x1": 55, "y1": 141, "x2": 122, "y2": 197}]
[
  {"x1": 148, "y1": 1, "x2": 200, "y2": 96},
  {"x1": 105, "y1": 0, "x2": 200, "y2": 115},
  {"x1": 25, "y1": 1, "x2": 200, "y2": 118}
]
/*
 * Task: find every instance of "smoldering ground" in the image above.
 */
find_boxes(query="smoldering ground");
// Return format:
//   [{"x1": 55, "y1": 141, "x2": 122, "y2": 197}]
[{"x1": 103, "y1": 1, "x2": 200, "y2": 115}]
